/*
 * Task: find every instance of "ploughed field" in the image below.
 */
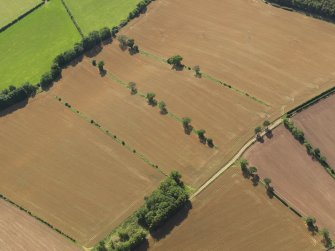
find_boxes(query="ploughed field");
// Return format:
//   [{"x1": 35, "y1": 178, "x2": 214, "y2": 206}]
[
  {"x1": 245, "y1": 126, "x2": 335, "y2": 238},
  {"x1": 122, "y1": 0, "x2": 335, "y2": 115},
  {"x1": 0, "y1": 0, "x2": 39, "y2": 27},
  {"x1": 0, "y1": 199, "x2": 80, "y2": 251},
  {"x1": 293, "y1": 94, "x2": 335, "y2": 168},
  {"x1": 0, "y1": 93, "x2": 163, "y2": 247},
  {"x1": 143, "y1": 167, "x2": 322, "y2": 251}
]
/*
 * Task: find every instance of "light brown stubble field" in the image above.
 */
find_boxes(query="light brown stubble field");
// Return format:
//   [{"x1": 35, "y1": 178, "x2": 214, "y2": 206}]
[
  {"x1": 143, "y1": 167, "x2": 322, "y2": 251},
  {"x1": 245, "y1": 126, "x2": 335, "y2": 238},
  {"x1": 121, "y1": 0, "x2": 335, "y2": 113},
  {"x1": 293, "y1": 94, "x2": 335, "y2": 168},
  {"x1": 0, "y1": 94, "x2": 163, "y2": 247},
  {"x1": 0, "y1": 199, "x2": 80, "y2": 251}
]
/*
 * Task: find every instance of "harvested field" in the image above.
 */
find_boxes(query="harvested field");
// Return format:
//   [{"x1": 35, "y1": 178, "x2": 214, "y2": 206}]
[
  {"x1": 0, "y1": 0, "x2": 40, "y2": 27},
  {"x1": 0, "y1": 0, "x2": 81, "y2": 90},
  {"x1": 143, "y1": 167, "x2": 322, "y2": 251},
  {"x1": 245, "y1": 126, "x2": 335, "y2": 238},
  {"x1": 52, "y1": 59, "x2": 218, "y2": 187},
  {"x1": 64, "y1": 0, "x2": 140, "y2": 34},
  {"x1": 121, "y1": 0, "x2": 335, "y2": 113},
  {"x1": 293, "y1": 94, "x2": 335, "y2": 168},
  {"x1": 0, "y1": 93, "x2": 163, "y2": 246},
  {"x1": 0, "y1": 199, "x2": 80, "y2": 251}
]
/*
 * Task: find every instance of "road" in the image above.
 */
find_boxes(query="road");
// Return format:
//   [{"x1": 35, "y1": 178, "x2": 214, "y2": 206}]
[{"x1": 191, "y1": 118, "x2": 283, "y2": 199}]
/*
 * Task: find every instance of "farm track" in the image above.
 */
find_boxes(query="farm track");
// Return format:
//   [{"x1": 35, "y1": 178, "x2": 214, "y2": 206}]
[
  {"x1": 138, "y1": 49, "x2": 271, "y2": 107},
  {"x1": 54, "y1": 95, "x2": 167, "y2": 176},
  {"x1": 191, "y1": 118, "x2": 283, "y2": 199}
]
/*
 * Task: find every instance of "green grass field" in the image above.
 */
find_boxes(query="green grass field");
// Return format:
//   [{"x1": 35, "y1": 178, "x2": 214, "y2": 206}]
[
  {"x1": 0, "y1": 0, "x2": 40, "y2": 28},
  {"x1": 0, "y1": 0, "x2": 81, "y2": 90},
  {"x1": 64, "y1": 0, "x2": 141, "y2": 35}
]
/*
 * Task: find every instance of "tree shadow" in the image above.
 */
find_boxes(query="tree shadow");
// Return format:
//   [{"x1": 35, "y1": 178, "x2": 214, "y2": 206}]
[
  {"x1": 99, "y1": 69, "x2": 107, "y2": 77},
  {"x1": 0, "y1": 99, "x2": 29, "y2": 117},
  {"x1": 195, "y1": 73, "x2": 202, "y2": 78},
  {"x1": 84, "y1": 45, "x2": 102, "y2": 58},
  {"x1": 150, "y1": 201, "x2": 192, "y2": 241},
  {"x1": 184, "y1": 125, "x2": 193, "y2": 135},
  {"x1": 257, "y1": 135, "x2": 264, "y2": 143},
  {"x1": 119, "y1": 43, "x2": 128, "y2": 51},
  {"x1": 129, "y1": 47, "x2": 139, "y2": 55},
  {"x1": 266, "y1": 187, "x2": 274, "y2": 199},
  {"x1": 69, "y1": 55, "x2": 84, "y2": 67},
  {"x1": 102, "y1": 37, "x2": 113, "y2": 46},
  {"x1": 199, "y1": 137, "x2": 207, "y2": 144},
  {"x1": 172, "y1": 64, "x2": 185, "y2": 71},
  {"x1": 160, "y1": 109, "x2": 168, "y2": 115},
  {"x1": 265, "y1": 130, "x2": 273, "y2": 139},
  {"x1": 137, "y1": 239, "x2": 149, "y2": 251},
  {"x1": 251, "y1": 174, "x2": 260, "y2": 186}
]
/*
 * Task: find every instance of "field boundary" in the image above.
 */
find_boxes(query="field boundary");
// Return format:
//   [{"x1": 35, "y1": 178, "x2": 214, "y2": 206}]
[
  {"x1": 0, "y1": 192, "x2": 77, "y2": 244},
  {"x1": 0, "y1": 0, "x2": 45, "y2": 33},
  {"x1": 60, "y1": 0, "x2": 84, "y2": 37},
  {"x1": 287, "y1": 86, "x2": 335, "y2": 117},
  {"x1": 106, "y1": 71, "x2": 219, "y2": 149},
  {"x1": 54, "y1": 95, "x2": 167, "y2": 176},
  {"x1": 138, "y1": 49, "x2": 271, "y2": 108}
]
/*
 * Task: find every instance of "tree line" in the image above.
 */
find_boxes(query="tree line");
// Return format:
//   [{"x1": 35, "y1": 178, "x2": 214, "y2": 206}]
[
  {"x1": 283, "y1": 117, "x2": 335, "y2": 178},
  {"x1": 267, "y1": 0, "x2": 335, "y2": 20}
]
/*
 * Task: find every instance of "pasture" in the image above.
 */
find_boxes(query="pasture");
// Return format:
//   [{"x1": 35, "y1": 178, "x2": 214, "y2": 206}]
[
  {"x1": 0, "y1": 0, "x2": 81, "y2": 90},
  {"x1": 245, "y1": 126, "x2": 335, "y2": 238},
  {"x1": 143, "y1": 167, "x2": 321, "y2": 251},
  {"x1": 0, "y1": 93, "x2": 163, "y2": 246},
  {"x1": 122, "y1": 0, "x2": 335, "y2": 114},
  {"x1": 64, "y1": 0, "x2": 141, "y2": 34},
  {"x1": 0, "y1": 199, "x2": 80, "y2": 251},
  {"x1": 293, "y1": 94, "x2": 335, "y2": 168},
  {"x1": 0, "y1": 0, "x2": 40, "y2": 27}
]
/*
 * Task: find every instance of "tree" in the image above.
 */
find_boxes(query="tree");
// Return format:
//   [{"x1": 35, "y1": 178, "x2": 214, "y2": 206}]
[
  {"x1": 118, "y1": 35, "x2": 128, "y2": 49},
  {"x1": 193, "y1": 65, "x2": 201, "y2": 77},
  {"x1": 8, "y1": 85, "x2": 16, "y2": 92},
  {"x1": 146, "y1": 92, "x2": 156, "y2": 105},
  {"x1": 306, "y1": 216, "x2": 317, "y2": 232},
  {"x1": 263, "y1": 177, "x2": 272, "y2": 187},
  {"x1": 128, "y1": 82, "x2": 137, "y2": 95},
  {"x1": 240, "y1": 159, "x2": 249, "y2": 169},
  {"x1": 170, "y1": 170, "x2": 183, "y2": 186},
  {"x1": 249, "y1": 166, "x2": 258, "y2": 175},
  {"x1": 158, "y1": 101, "x2": 167, "y2": 114},
  {"x1": 99, "y1": 27, "x2": 111, "y2": 41},
  {"x1": 263, "y1": 120, "x2": 271, "y2": 131},
  {"x1": 197, "y1": 129, "x2": 206, "y2": 143},
  {"x1": 127, "y1": 38, "x2": 135, "y2": 48},
  {"x1": 40, "y1": 72, "x2": 53, "y2": 89},
  {"x1": 254, "y1": 126, "x2": 262, "y2": 141},
  {"x1": 207, "y1": 138, "x2": 214, "y2": 148},
  {"x1": 321, "y1": 228, "x2": 332, "y2": 247},
  {"x1": 96, "y1": 241, "x2": 107, "y2": 251},
  {"x1": 92, "y1": 59, "x2": 96, "y2": 66},
  {"x1": 98, "y1": 61, "x2": 105, "y2": 72},
  {"x1": 167, "y1": 55, "x2": 183, "y2": 69},
  {"x1": 314, "y1": 148, "x2": 321, "y2": 159},
  {"x1": 240, "y1": 159, "x2": 250, "y2": 177}
]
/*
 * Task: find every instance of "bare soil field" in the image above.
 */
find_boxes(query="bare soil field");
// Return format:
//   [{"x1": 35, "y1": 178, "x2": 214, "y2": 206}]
[
  {"x1": 52, "y1": 60, "x2": 219, "y2": 187},
  {"x1": 0, "y1": 199, "x2": 80, "y2": 251},
  {"x1": 143, "y1": 167, "x2": 322, "y2": 251},
  {"x1": 0, "y1": 94, "x2": 163, "y2": 247},
  {"x1": 293, "y1": 94, "x2": 335, "y2": 167},
  {"x1": 122, "y1": 0, "x2": 335, "y2": 113},
  {"x1": 245, "y1": 126, "x2": 335, "y2": 238}
]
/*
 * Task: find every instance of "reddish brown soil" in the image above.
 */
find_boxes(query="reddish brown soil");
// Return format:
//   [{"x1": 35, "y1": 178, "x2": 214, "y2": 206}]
[
  {"x1": 245, "y1": 126, "x2": 335, "y2": 238},
  {"x1": 293, "y1": 94, "x2": 335, "y2": 168},
  {"x1": 0, "y1": 200, "x2": 80, "y2": 251},
  {"x1": 144, "y1": 167, "x2": 322, "y2": 251},
  {"x1": 122, "y1": 0, "x2": 335, "y2": 112},
  {"x1": 0, "y1": 94, "x2": 163, "y2": 246}
]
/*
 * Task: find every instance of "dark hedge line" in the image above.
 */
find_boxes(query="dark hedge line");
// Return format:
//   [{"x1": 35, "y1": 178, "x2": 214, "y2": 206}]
[
  {"x1": 0, "y1": 83, "x2": 37, "y2": 111},
  {"x1": 266, "y1": 0, "x2": 335, "y2": 20},
  {"x1": 0, "y1": 1, "x2": 45, "y2": 33},
  {"x1": 0, "y1": 0, "x2": 156, "y2": 112}
]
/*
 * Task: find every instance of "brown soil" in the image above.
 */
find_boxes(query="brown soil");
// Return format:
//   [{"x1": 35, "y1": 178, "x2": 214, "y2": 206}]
[
  {"x1": 143, "y1": 167, "x2": 322, "y2": 251},
  {"x1": 53, "y1": 60, "x2": 219, "y2": 187},
  {"x1": 245, "y1": 126, "x2": 335, "y2": 238},
  {"x1": 0, "y1": 94, "x2": 163, "y2": 246},
  {"x1": 122, "y1": 0, "x2": 335, "y2": 112},
  {"x1": 0, "y1": 199, "x2": 80, "y2": 251},
  {"x1": 293, "y1": 94, "x2": 335, "y2": 168}
]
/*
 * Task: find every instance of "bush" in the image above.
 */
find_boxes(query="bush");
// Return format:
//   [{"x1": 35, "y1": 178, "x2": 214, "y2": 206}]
[
  {"x1": 40, "y1": 72, "x2": 53, "y2": 89},
  {"x1": 99, "y1": 27, "x2": 112, "y2": 41},
  {"x1": 167, "y1": 55, "x2": 183, "y2": 68}
]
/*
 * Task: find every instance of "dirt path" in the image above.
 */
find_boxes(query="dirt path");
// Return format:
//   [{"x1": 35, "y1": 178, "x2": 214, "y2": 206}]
[{"x1": 191, "y1": 118, "x2": 283, "y2": 199}]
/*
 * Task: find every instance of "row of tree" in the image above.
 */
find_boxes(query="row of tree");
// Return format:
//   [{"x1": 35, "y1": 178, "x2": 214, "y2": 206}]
[
  {"x1": 305, "y1": 216, "x2": 333, "y2": 248},
  {"x1": 254, "y1": 120, "x2": 271, "y2": 140},
  {"x1": 118, "y1": 36, "x2": 139, "y2": 54},
  {"x1": 182, "y1": 117, "x2": 214, "y2": 147},
  {"x1": 267, "y1": 0, "x2": 335, "y2": 20},
  {"x1": 0, "y1": 83, "x2": 37, "y2": 110},
  {"x1": 284, "y1": 117, "x2": 335, "y2": 176}
]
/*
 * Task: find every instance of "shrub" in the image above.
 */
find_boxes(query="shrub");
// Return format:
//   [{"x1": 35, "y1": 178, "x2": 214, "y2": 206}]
[
  {"x1": 158, "y1": 101, "x2": 167, "y2": 114},
  {"x1": 146, "y1": 92, "x2": 156, "y2": 105},
  {"x1": 167, "y1": 55, "x2": 183, "y2": 68}
]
